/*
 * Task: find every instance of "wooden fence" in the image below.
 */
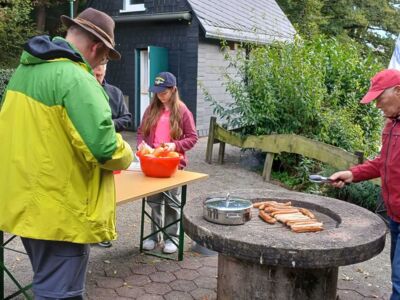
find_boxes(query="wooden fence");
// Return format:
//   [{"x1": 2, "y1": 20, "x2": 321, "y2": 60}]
[{"x1": 205, "y1": 117, "x2": 364, "y2": 181}]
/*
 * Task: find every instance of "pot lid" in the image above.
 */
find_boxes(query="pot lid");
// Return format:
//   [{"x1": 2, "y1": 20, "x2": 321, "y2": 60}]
[{"x1": 204, "y1": 197, "x2": 252, "y2": 211}]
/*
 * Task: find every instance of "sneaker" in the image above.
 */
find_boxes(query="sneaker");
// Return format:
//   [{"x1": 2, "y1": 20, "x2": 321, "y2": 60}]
[
  {"x1": 98, "y1": 241, "x2": 112, "y2": 248},
  {"x1": 142, "y1": 239, "x2": 156, "y2": 250},
  {"x1": 163, "y1": 239, "x2": 178, "y2": 254}
]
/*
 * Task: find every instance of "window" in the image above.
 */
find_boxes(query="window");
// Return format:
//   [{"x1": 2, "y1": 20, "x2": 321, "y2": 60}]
[{"x1": 120, "y1": 0, "x2": 146, "y2": 13}]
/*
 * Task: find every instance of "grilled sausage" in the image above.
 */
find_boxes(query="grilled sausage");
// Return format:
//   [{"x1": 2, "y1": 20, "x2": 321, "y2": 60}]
[
  {"x1": 275, "y1": 213, "x2": 310, "y2": 223},
  {"x1": 259, "y1": 211, "x2": 277, "y2": 224},
  {"x1": 270, "y1": 209, "x2": 300, "y2": 217},
  {"x1": 286, "y1": 219, "x2": 319, "y2": 226},
  {"x1": 264, "y1": 206, "x2": 295, "y2": 213},
  {"x1": 291, "y1": 223, "x2": 323, "y2": 233},
  {"x1": 291, "y1": 227, "x2": 323, "y2": 233},
  {"x1": 299, "y1": 208, "x2": 315, "y2": 219},
  {"x1": 253, "y1": 202, "x2": 267, "y2": 208}
]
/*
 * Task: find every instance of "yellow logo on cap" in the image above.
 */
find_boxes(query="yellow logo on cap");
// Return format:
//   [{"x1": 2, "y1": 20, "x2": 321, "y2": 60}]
[{"x1": 154, "y1": 77, "x2": 165, "y2": 85}]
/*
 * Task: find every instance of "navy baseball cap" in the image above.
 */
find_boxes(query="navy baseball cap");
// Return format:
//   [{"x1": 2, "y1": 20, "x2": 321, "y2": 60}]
[{"x1": 149, "y1": 72, "x2": 177, "y2": 93}]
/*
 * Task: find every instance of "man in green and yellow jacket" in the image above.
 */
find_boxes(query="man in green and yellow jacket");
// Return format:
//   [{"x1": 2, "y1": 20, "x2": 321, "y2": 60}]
[{"x1": 0, "y1": 8, "x2": 133, "y2": 299}]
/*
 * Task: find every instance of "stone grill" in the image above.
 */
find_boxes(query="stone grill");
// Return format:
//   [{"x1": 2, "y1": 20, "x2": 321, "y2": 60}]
[{"x1": 183, "y1": 189, "x2": 387, "y2": 300}]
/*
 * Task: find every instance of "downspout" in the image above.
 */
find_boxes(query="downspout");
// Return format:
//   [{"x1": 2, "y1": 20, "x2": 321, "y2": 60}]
[
  {"x1": 113, "y1": 11, "x2": 192, "y2": 23},
  {"x1": 69, "y1": 0, "x2": 75, "y2": 18}
]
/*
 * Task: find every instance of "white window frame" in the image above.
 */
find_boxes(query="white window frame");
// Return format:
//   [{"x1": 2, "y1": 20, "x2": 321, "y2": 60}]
[
  {"x1": 140, "y1": 50, "x2": 149, "y2": 94},
  {"x1": 120, "y1": 0, "x2": 146, "y2": 13}
]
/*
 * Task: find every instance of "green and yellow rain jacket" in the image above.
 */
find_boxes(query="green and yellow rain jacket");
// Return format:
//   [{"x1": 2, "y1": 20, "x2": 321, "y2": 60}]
[{"x1": 0, "y1": 36, "x2": 133, "y2": 243}]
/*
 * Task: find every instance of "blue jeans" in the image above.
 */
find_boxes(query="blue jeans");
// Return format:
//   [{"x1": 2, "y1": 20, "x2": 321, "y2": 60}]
[{"x1": 390, "y1": 219, "x2": 400, "y2": 300}]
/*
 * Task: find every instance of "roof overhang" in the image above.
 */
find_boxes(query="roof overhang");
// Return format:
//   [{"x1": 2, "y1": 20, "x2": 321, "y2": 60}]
[
  {"x1": 204, "y1": 26, "x2": 294, "y2": 44},
  {"x1": 113, "y1": 11, "x2": 192, "y2": 23}
]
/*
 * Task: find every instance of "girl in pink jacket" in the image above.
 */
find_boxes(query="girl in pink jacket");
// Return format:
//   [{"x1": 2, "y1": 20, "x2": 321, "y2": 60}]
[{"x1": 137, "y1": 72, "x2": 198, "y2": 253}]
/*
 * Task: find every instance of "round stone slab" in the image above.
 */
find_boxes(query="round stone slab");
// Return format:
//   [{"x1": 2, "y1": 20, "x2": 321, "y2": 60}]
[{"x1": 183, "y1": 189, "x2": 387, "y2": 268}]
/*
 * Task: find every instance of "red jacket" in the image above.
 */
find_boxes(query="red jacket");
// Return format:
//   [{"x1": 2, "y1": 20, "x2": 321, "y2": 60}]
[
  {"x1": 137, "y1": 102, "x2": 198, "y2": 168},
  {"x1": 350, "y1": 119, "x2": 400, "y2": 222}
]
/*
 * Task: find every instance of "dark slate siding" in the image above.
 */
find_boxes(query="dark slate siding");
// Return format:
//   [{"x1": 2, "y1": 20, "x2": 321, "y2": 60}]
[
  {"x1": 90, "y1": 0, "x2": 199, "y2": 131},
  {"x1": 145, "y1": 0, "x2": 191, "y2": 13},
  {"x1": 91, "y1": 0, "x2": 191, "y2": 15}
]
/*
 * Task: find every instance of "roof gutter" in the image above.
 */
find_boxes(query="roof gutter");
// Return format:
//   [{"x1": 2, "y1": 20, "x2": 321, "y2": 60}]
[{"x1": 113, "y1": 11, "x2": 192, "y2": 23}]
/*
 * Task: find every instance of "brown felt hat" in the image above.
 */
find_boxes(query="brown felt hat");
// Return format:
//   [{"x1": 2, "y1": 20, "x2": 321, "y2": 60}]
[{"x1": 61, "y1": 8, "x2": 121, "y2": 60}]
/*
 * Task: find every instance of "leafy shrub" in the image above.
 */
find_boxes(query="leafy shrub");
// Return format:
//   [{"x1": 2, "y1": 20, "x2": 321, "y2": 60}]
[
  {"x1": 319, "y1": 109, "x2": 366, "y2": 153},
  {"x1": 207, "y1": 36, "x2": 384, "y2": 157},
  {"x1": 206, "y1": 35, "x2": 385, "y2": 210},
  {"x1": 306, "y1": 164, "x2": 381, "y2": 212},
  {"x1": 325, "y1": 181, "x2": 380, "y2": 212},
  {"x1": 0, "y1": 0, "x2": 36, "y2": 68},
  {"x1": 0, "y1": 69, "x2": 14, "y2": 100}
]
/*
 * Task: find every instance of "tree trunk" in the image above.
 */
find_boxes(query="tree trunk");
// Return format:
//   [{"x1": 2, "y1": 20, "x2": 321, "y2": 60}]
[{"x1": 36, "y1": 5, "x2": 46, "y2": 32}]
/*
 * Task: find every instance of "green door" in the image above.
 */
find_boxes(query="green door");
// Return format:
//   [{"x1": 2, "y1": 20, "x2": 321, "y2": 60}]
[
  {"x1": 134, "y1": 46, "x2": 168, "y2": 129},
  {"x1": 148, "y1": 46, "x2": 169, "y2": 88}
]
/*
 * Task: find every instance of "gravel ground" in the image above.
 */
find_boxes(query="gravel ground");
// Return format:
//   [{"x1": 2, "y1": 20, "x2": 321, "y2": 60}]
[{"x1": 3, "y1": 132, "x2": 391, "y2": 299}]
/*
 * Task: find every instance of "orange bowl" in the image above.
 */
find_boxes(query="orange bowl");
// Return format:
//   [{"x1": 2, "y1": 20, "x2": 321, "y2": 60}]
[{"x1": 138, "y1": 153, "x2": 180, "y2": 178}]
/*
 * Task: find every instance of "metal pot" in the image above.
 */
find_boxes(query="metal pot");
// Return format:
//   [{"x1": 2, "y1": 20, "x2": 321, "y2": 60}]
[{"x1": 203, "y1": 196, "x2": 252, "y2": 225}]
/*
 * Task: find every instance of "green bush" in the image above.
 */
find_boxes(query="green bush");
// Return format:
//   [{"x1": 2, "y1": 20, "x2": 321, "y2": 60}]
[
  {"x1": 208, "y1": 36, "x2": 383, "y2": 156},
  {"x1": 0, "y1": 69, "x2": 14, "y2": 100},
  {"x1": 325, "y1": 181, "x2": 380, "y2": 212},
  {"x1": 206, "y1": 35, "x2": 385, "y2": 210},
  {"x1": 0, "y1": 0, "x2": 36, "y2": 68},
  {"x1": 303, "y1": 165, "x2": 381, "y2": 212}
]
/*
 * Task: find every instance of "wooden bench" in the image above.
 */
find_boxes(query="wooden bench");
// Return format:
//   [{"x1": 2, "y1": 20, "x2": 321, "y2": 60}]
[{"x1": 205, "y1": 117, "x2": 364, "y2": 181}]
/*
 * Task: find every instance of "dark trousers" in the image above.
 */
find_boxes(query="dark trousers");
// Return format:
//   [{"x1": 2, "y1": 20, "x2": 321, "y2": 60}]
[
  {"x1": 21, "y1": 237, "x2": 90, "y2": 300},
  {"x1": 389, "y1": 219, "x2": 400, "y2": 300}
]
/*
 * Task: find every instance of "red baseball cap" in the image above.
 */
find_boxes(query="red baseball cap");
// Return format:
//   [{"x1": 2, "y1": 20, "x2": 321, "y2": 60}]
[{"x1": 361, "y1": 69, "x2": 400, "y2": 104}]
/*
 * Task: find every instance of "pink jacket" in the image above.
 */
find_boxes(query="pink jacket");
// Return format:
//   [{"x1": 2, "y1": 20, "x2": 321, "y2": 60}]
[
  {"x1": 350, "y1": 119, "x2": 400, "y2": 222},
  {"x1": 137, "y1": 103, "x2": 198, "y2": 168}
]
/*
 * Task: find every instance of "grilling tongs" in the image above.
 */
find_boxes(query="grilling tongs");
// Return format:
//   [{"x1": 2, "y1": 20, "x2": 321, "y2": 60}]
[{"x1": 309, "y1": 174, "x2": 348, "y2": 185}]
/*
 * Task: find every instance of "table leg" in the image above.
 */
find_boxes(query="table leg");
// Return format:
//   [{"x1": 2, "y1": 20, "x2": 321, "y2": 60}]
[
  {"x1": 0, "y1": 232, "x2": 33, "y2": 299},
  {"x1": 139, "y1": 197, "x2": 146, "y2": 253},
  {"x1": 1, "y1": 230, "x2": 4, "y2": 300},
  {"x1": 139, "y1": 185, "x2": 188, "y2": 261},
  {"x1": 178, "y1": 185, "x2": 187, "y2": 261}
]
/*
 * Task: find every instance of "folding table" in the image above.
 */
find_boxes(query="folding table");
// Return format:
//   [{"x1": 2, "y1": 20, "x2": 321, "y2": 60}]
[{"x1": 115, "y1": 169, "x2": 208, "y2": 260}]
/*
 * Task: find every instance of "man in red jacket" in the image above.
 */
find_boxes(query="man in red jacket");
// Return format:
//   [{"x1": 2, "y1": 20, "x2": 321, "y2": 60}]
[{"x1": 330, "y1": 69, "x2": 400, "y2": 300}]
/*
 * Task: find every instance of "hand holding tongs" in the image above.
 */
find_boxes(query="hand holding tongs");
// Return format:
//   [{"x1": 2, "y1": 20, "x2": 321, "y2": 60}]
[{"x1": 309, "y1": 174, "x2": 348, "y2": 185}]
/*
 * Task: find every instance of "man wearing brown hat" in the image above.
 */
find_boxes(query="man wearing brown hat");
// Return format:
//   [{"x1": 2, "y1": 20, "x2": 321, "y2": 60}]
[
  {"x1": 330, "y1": 69, "x2": 400, "y2": 300},
  {"x1": 0, "y1": 8, "x2": 132, "y2": 300}
]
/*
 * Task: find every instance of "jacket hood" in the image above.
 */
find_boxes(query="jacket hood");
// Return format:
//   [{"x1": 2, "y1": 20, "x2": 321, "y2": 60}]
[{"x1": 20, "y1": 35, "x2": 85, "y2": 65}]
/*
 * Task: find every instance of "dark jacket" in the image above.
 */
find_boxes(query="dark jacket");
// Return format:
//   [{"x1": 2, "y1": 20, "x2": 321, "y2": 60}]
[
  {"x1": 350, "y1": 118, "x2": 400, "y2": 222},
  {"x1": 103, "y1": 80, "x2": 132, "y2": 132}
]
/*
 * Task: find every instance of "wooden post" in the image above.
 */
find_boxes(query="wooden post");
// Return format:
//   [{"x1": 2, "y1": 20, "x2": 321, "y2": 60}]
[
  {"x1": 218, "y1": 142, "x2": 226, "y2": 164},
  {"x1": 262, "y1": 152, "x2": 274, "y2": 182},
  {"x1": 354, "y1": 151, "x2": 364, "y2": 164},
  {"x1": 206, "y1": 117, "x2": 217, "y2": 163}
]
